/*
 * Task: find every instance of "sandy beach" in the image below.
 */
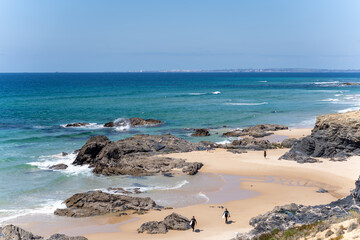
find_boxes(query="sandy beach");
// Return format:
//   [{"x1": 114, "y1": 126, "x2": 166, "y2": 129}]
[
  {"x1": 7, "y1": 127, "x2": 360, "y2": 240},
  {"x1": 64, "y1": 127, "x2": 358, "y2": 240}
]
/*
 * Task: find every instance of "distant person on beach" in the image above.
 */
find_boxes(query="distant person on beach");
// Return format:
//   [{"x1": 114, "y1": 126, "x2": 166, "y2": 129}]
[
  {"x1": 264, "y1": 150, "x2": 267, "y2": 159},
  {"x1": 190, "y1": 216, "x2": 197, "y2": 232},
  {"x1": 223, "y1": 208, "x2": 230, "y2": 224}
]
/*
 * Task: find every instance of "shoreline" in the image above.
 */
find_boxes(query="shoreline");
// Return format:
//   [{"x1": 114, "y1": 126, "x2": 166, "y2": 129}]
[{"x1": 6, "y1": 127, "x2": 360, "y2": 240}]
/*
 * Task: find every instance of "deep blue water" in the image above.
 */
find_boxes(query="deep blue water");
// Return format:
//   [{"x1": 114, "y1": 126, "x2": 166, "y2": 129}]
[{"x1": 1, "y1": 72, "x2": 360, "y2": 223}]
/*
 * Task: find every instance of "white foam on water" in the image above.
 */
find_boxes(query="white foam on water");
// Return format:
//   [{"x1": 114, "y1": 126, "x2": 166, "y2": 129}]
[
  {"x1": 0, "y1": 200, "x2": 65, "y2": 224},
  {"x1": 320, "y1": 98, "x2": 340, "y2": 102},
  {"x1": 225, "y1": 102, "x2": 268, "y2": 106},
  {"x1": 338, "y1": 107, "x2": 360, "y2": 113},
  {"x1": 198, "y1": 192, "x2": 210, "y2": 203},
  {"x1": 216, "y1": 140, "x2": 232, "y2": 145},
  {"x1": 113, "y1": 118, "x2": 131, "y2": 131},
  {"x1": 188, "y1": 93, "x2": 207, "y2": 96},
  {"x1": 212, "y1": 91, "x2": 221, "y2": 95},
  {"x1": 28, "y1": 152, "x2": 93, "y2": 176},
  {"x1": 103, "y1": 180, "x2": 189, "y2": 194},
  {"x1": 60, "y1": 123, "x2": 105, "y2": 130},
  {"x1": 258, "y1": 80, "x2": 268, "y2": 83},
  {"x1": 313, "y1": 81, "x2": 340, "y2": 85}
]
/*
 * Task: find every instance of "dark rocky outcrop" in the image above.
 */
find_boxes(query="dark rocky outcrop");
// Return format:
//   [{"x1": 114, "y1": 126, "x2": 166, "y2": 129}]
[
  {"x1": 280, "y1": 138, "x2": 299, "y2": 148},
  {"x1": 104, "y1": 118, "x2": 163, "y2": 128},
  {"x1": 280, "y1": 111, "x2": 360, "y2": 163},
  {"x1": 64, "y1": 123, "x2": 89, "y2": 128},
  {"x1": 231, "y1": 138, "x2": 275, "y2": 150},
  {"x1": 49, "y1": 164, "x2": 68, "y2": 170},
  {"x1": 72, "y1": 134, "x2": 204, "y2": 176},
  {"x1": 223, "y1": 124, "x2": 288, "y2": 138},
  {"x1": 47, "y1": 234, "x2": 87, "y2": 240},
  {"x1": 0, "y1": 225, "x2": 87, "y2": 240},
  {"x1": 191, "y1": 129, "x2": 210, "y2": 137},
  {"x1": 137, "y1": 213, "x2": 190, "y2": 234},
  {"x1": 235, "y1": 175, "x2": 360, "y2": 240},
  {"x1": 54, "y1": 190, "x2": 161, "y2": 218},
  {"x1": 0, "y1": 225, "x2": 42, "y2": 240}
]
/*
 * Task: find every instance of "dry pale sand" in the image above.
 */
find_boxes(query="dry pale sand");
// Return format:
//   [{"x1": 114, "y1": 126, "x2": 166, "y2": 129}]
[{"x1": 83, "y1": 128, "x2": 360, "y2": 240}]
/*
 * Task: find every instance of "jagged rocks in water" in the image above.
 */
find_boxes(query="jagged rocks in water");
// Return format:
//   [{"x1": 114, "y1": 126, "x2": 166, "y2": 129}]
[
  {"x1": 54, "y1": 190, "x2": 161, "y2": 218},
  {"x1": 72, "y1": 134, "x2": 204, "y2": 176},
  {"x1": 49, "y1": 164, "x2": 68, "y2": 170},
  {"x1": 64, "y1": 123, "x2": 89, "y2": 128},
  {"x1": 104, "y1": 118, "x2": 163, "y2": 128},
  {"x1": 223, "y1": 124, "x2": 288, "y2": 138},
  {"x1": 280, "y1": 111, "x2": 360, "y2": 163},
  {"x1": 137, "y1": 213, "x2": 190, "y2": 234},
  {"x1": 191, "y1": 128, "x2": 210, "y2": 137},
  {"x1": 182, "y1": 162, "x2": 203, "y2": 175},
  {"x1": 231, "y1": 138, "x2": 275, "y2": 150},
  {"x1": 61, "y1": 152, "x2": 68, "y2": 156},
  {"x1": 0, "y1": 224, "x2": 43, "y2": 240}
]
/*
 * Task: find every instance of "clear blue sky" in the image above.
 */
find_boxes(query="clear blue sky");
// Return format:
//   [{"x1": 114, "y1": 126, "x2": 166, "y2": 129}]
[{"x1": 0, "y1": 0, "x2": 359, "y2": 72}]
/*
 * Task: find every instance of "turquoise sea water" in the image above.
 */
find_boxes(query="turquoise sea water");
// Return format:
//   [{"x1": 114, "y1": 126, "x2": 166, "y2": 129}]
[{"x1": 1, "y1": 72, "x2": 360, "y2": 223}]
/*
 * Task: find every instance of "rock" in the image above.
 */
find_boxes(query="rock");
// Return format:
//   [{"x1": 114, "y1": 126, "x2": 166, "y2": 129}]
[
  {"x1": 61, "y1": 152, "x2": 68, "y2": 156},
  {"x1": 223, "y1": 124, "x2": 288, "y2": 138},
  {"x1": 0, "y1": 225, "x2": 88, "y2": 240},
  {"x1": 47, "y1": 234, "x2": 88, "y2": 240},
  {"x1": 137, "y1": 213, "x2": 190, "y2": 234},
  {"x1": 49, "y1": 164, "x2": 68, "y2": 170},
  {"x1": 137, "y1": 221, "x2": 167, "y2": 234},
  {"x1": 54, "y1": 190, "x2": 161, "y2": 217},
  {"x1": 316, "y1": 188, "x2": 328, "y2": 193},
  {"x1": 280, "y1": 138, "x2": 299, "y2": 148},
  {"x1": 281, "y1": 111, "x2": 360, "y2": 163},
  {"x1": 65, "y1": 123, "x2": 89, "y2": 128},
  {"x1": 348, "y1": 222, "x2": 358, "y2": 232},
  {"x1": 227, "y1": 149, "x2": 248, "y2": 154},
  {"x1": 182, "y1": 162, "x2": 203, "y2": 175},
  {"x1": 163, "y1": 213, "x2": 190, "y2": 230},
  {"x1": 235, "y1": 175, "x2": 360, "y2": 239},
  {"x1": 341, "y1": 82, "x2": 360, "y2": 86},
  {"x1": 0, "y1": 225, "x2": 43, "y2": 240},
  {"x1": 336, "y1": 227, "x2": 345, "y2": 236},
  {"x1": 129, "y1": 118, "x2": 163, "y2": 127},
  {"x1": 231, "y1": 138, "x2": 275, "y2": 150},
  {"x1": 191, "y1": 129, "x2": 210, "y2": 137},
  {"x1": 325, "y1": 229, "x2": 334, "y2": 237},
  {"x1": 104, "y1": 118, "x2": 163, "y2": 128},
  {"x1": 72, "y1": 134, "x2": 204, "y2": 176}
]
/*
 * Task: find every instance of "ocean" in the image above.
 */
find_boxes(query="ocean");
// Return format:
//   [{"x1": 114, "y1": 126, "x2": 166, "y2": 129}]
[{"x1": 1, "y1": 72, "x2": 360, "y2": 224}]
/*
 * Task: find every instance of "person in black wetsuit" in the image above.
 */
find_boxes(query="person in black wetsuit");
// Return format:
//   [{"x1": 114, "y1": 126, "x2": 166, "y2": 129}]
[
  {"x1": 190, "y1": 216, "x2": 197, "y2": 232},
  {"x1": 223, "y1": 208, "x2": 230, "y2": 224}
]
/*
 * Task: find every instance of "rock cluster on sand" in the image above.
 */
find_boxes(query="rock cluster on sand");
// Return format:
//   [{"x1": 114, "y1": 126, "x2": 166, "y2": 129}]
[
  {"x1": 191, "y1": 128, "x2": 210, "y2": 137},
  {"x1": 64, "y1": 123, "x2": 90, "y2": 128},
  {"x1": 235, "y1": 175, "x2": 360, "y2": 240},
  {"x1": 72, "y1": 134, "x2": 204, "y2": 176},
  {"x1": 54, "y1": 190, "x2": 161, "y2": 217},
  {"x1": 137, "y1": 213, "x2": 190, "y2": 234},
  {"x1": 104, "y1": 117, "x2": 163, "y2": 128},
  {"x1": 0, "y1": 225, "x2": 87, "y2": 240},
  {"x1": 231, "y1": 138, "x2": 275, "y2": 150},
  {"x1": 280, "y1": 110, "x2": 360, "y2": 163},
  {"x1": 223, "y1": 124, "x2": 288, "y2": 138}
]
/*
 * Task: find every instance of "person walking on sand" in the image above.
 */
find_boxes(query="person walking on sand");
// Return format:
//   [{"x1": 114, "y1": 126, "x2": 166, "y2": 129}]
[
  {"x1": 264, "y1": 150, "x2": 267, "y2": 159},
  {"x1": 190, "y1": 216, "x2": 197, "y2": 232},
  {"x1": 223, "y1": 208, "x2": 230, "y2": 224}
]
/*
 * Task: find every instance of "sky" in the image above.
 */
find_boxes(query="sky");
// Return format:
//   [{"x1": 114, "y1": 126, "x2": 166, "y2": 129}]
[{"x1": 0, "y1": 0, "x2": 359, "y2": 72}]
